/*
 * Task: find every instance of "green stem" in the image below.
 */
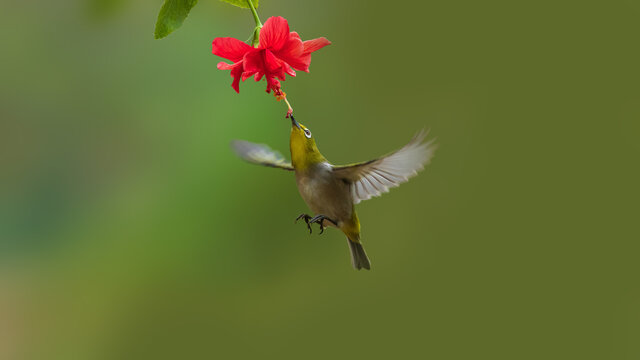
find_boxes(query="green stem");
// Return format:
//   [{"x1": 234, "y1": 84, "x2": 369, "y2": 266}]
[
  {"x1": 247, "y1": 0, "x2": 262, "y2": 28},
  {"x1": 246, "y1": 0, "x2": 262, "y2": 47}
]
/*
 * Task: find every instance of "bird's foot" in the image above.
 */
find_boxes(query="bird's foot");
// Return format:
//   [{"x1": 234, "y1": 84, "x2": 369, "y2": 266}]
[
  {"x1": 295, "y1": 213, "x2": 313, "y2": 234},
  {"x1": 308, "y1": 215, "x2": 338, "y2": 235}
]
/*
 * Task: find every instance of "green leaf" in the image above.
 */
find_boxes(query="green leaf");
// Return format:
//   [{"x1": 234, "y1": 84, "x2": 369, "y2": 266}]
[
  {"x1": 154, "y1": 0, "x2": 198, "y2": 39},
  {"x1": 220, "y1": 0, "x2": 259, "y2": 9}
]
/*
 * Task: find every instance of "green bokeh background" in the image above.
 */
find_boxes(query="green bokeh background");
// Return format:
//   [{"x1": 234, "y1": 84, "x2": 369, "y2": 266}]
[{"x1": 1, "y1": 0, "x2": 639, "y2": 359}]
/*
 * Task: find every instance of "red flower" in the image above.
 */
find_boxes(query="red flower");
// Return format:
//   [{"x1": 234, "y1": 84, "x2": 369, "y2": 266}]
[{"x1": 212, "y1": 16, "x2": 331, "y2": 93}]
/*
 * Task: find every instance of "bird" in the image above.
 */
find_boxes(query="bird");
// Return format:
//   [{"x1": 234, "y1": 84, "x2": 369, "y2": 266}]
[{"x1": 231, "y1": 116, "x2": 437, "y2": 270}]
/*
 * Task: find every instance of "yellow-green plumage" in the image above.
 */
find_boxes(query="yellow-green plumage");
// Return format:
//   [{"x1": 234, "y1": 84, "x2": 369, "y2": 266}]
[
  {"x1": 289, "y1": 125, "x2": 325, "y2": 171},
  {"x1": 231, "y1": 116, "x2": 437, "y2": 270}
]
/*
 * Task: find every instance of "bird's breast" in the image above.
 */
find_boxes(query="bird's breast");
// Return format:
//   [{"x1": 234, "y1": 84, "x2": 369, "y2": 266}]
[{"x1": 295, "y1": 162, "x2": 353, "y2": 222}]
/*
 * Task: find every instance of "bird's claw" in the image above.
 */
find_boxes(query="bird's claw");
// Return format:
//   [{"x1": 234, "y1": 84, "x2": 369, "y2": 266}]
[
  {"x1": 295, "y1": 213, "x2": 313, "y2": 234},
  {"x1": 295, "y1": 214, "x2": 338, "y2": 235},
  {"x1": 309, "y1": 215, "x2": 338, "y2": 235}
]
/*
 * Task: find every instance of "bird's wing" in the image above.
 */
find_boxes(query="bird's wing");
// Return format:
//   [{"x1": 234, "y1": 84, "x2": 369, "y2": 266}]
[
  {"x1": 332, "y1": 130, "x2": 437, "y2": 204},
  {"x1": 231, "y1": 140, "x2": 294, "y2": 171}
]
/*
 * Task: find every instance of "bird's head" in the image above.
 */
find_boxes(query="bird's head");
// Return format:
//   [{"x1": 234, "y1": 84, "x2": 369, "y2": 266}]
[{"x1": 290, "y1": 116, "x2": 325, "y2": 169}]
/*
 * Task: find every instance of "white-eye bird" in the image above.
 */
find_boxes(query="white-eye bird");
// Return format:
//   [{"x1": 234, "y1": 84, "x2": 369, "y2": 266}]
[{"x1": 231, "y1": 116, "x2": 437, "y2": 270}]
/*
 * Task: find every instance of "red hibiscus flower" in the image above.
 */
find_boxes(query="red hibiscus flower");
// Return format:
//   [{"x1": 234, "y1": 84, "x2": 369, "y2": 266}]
[{"x1": 212, "y1": 16, "x2": 331, "y2": 94}]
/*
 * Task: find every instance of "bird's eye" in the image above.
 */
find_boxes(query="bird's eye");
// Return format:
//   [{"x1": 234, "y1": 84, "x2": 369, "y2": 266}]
[{"x1": 304, "y1": 129, "x2": 312, "y2": 138}]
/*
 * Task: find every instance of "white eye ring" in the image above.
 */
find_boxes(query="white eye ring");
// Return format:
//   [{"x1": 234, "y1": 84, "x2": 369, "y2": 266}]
[{"x1": 303, "y1": 129, "x2": 312, "y2": 138}]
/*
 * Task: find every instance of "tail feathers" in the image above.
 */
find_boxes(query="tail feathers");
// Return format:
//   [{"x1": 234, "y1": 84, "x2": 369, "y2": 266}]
[{"x1": 347, "y1": 238, "x2": 371, "y2": 270}]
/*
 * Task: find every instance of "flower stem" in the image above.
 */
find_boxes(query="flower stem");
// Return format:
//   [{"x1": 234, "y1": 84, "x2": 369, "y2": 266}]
[
  {"x1": 247, "y1": 0, "x2": 261, "y2": 28},
  {"x1": 246, "y1": 0, "x2": 262, "y2": 48}
]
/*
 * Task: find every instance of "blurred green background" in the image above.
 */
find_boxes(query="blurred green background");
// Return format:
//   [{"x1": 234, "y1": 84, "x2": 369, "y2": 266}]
[{"x1": 1, "y1": 0, "x2": 639, "y2": 359}]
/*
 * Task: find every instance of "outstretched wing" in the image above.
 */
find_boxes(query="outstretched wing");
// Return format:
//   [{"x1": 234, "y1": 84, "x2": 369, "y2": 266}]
[
  {"x1": 332, "y1": 130, "x2": 437, "y2": 204},
  {"x1": 231, "y1": 140, "x2": 294, "y2": 171}
]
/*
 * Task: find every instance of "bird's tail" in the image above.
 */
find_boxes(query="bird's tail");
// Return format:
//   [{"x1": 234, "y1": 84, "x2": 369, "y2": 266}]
[{"x1": 346, "y1": 238, "x2": 371, "y2": 270}]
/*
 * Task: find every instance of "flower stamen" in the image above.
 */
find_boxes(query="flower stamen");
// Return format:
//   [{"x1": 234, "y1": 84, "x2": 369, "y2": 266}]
[{"x1": 274, "y1": 89, "x2": 294, "y2": 117}]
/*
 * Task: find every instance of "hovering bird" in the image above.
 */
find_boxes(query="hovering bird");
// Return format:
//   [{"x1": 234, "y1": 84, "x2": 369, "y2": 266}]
[{"x1": 231, "y1": 116, "x2": 436, "y2": 270}]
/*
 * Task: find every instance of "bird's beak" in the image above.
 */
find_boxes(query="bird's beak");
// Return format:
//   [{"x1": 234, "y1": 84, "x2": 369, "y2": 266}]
[{"x1": 291, "y1": 115, "x2": 301, "y2": 129}]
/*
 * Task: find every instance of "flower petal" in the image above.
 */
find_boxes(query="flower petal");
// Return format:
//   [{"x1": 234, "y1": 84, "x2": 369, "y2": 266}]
[
  {"x1": 272, "y1": 34, "x2": 312, "y2": 71},
  {"x1": 216, "y1": 61, "x2": 246, "y2": 92},
  {"x1": 259, "y1": 17, "x2": 290, "y2": 51},
  {"x1": 265, "y1": 76, "x2": 281, "y2": 93},
  {"x1": 280, "y1": 33, "x2": 304, "y2": 58},
  {"x1": 212, "y1": 37, "x2": 253, "y2": 62},
  {"x1": 289, "y1": 31, "x2": 301, "y2": 41},
  {"x1": 302, "y1": 37, "x2": 331, "y2": 54},
  {"x1": 217, "y1": 61, "x2": 233, "y2": 70},
  {"x1": 221, "y1": 62, "x2": 243, "y2": 93},
  {"x1": 241, "y1": 70, "x2": 256, "y2": 81},
  {"x1": 230, "y1": 65, "x2": 243, "y2": 93},
  {"x1": 263, "y1": 49, "x2": 284, "y2": 73},
  {"x1": 283, "y1": 63, "x2": 296, "y2": 77},
  {"x1": 243, "y1": 50, "x2": 264, "y2": 75},
  {"x1": 281, "y1": 54, "x2": 310, "y2": 72}
]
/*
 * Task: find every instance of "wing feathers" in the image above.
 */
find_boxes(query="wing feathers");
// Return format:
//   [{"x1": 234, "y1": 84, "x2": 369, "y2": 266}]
[
  {"x1": 231, "y1": 140, "x2": 294, "y2": 171},
  {"x1": 333, "y1": 130, "x2": 437, "y2": 204}
]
